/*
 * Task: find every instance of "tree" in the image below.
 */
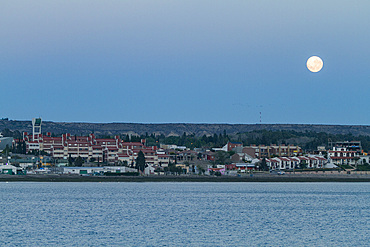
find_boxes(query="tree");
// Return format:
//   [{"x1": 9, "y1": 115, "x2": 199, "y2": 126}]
[
  {"x1": 75, "y1": 156, "x2": 84, "y2": 167},
  {"x1": 210, "y1": 159, "x2": 217, "y2": 168},
  {"x1": 154, "y1": 167, "x2": 162, "y2": 175},
  {"x1": 300, "y1": 160, "x2": 307, "y2": 169},
  {"x1": 260, "y1": 158, "x2": 269, "y2": 171},
  {"x1": 16, "y1": 140, "x2": 24, "y2": 154},
  {"x1": 68, "y1": 154, "x2": 74, "y2": 166},
  {"x1": 22, "y1": 141, "x2": 26, "y2": 154},
  {"x1": 167, "y1": 162, "x2": 182, "y2": 175},
  {"x1": 198, "y1": 167, "x2": 205, "y2": 175},
  {"x1": 215, "y1": 151, "x2": 229, "y2": 165},
  {"x1": 136, "y1": 151, "x2": 146, "y2": 172},
  {"x1": 1, "y1": 145, "x2": 11, "y2": 154}
]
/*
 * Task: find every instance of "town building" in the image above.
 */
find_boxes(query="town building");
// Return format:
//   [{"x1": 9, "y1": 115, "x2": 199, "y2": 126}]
[
  {"x1": 328, "y1": 146, "x2": 360, "y2": 166},
  {"x1": 328, "y1": 141, "x2": 362, "y2": 153},
  {"x1": 21, "y1": 118, "x2": 169, "y2": 166},
  {"x1": 240, "y1": 144, "x2": 303, "y2": 158}
]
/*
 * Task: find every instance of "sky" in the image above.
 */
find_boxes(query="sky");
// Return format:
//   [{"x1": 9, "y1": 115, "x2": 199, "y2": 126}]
[{"x1": 1, "y1": 1, "x2": 370, "y2": 124}]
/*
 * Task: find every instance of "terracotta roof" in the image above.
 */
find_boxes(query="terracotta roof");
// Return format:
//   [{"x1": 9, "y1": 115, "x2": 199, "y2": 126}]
[
  {"x1": 117, "y1": 153, "x2": 130, "y2": 157},
  {"x1": 107, "y1": 147, "x2": 118, "y2": 151},
  {"x1": 67, "y1": 141, "x2": 89, "y2": 144},
  {"x1": 279, "y1": 157, "x2": 290, "y2": 161},
  {"x1": 121, "y1": 142, "x2": 143, "y2": 145},
  {"x1": 316, "y1": 157, "x2": 326, "y2": 161},
  {"x1": 43, "y1": 137, "x2": 62, "y2": 140},
  {"x1": 209, "y1": 168, "x2": 224, "y2": 171},
  {"x1": 298, "y1": 156, "x2": 309, "y2": 160},
  {"x1": 308, "y1": 157, "x2": 318, "y2": 160},
  {"x1": 331, "y1": 157, "x2": 354, "y2": 160}
]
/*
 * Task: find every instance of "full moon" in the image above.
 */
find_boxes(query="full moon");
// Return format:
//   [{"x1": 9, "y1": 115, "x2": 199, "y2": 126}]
[{"x1": 307, "y1": 56, "x2": 323, "y2": 72}]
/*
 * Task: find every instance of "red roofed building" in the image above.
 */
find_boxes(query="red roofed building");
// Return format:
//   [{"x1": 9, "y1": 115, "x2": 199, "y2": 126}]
[
  {"x1": 157, "y1": 154, "x2": 170, "y2": 167},
  {"x1": 328, "y1": 147, "x2": 359, "y2": 165},
  {"x1": 226, "y1": 142, "x2": 243, "y2": 152}
]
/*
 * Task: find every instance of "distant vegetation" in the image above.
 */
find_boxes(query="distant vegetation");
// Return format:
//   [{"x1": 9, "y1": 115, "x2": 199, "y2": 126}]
[
  {"x1": 2, "y1": 119, "x2": 370, "y2": 137},
  {"x1": 236, "y1": 130, "x2": 370, "y2": 152},
  {"x1": 117, "y1": 130, "x2": 370, "y2": 152}
]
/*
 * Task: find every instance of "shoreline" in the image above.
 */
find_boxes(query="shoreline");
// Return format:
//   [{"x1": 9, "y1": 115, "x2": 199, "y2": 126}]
[{"x1": 1, "y1": 174, "x2": 370, "y2": 182}]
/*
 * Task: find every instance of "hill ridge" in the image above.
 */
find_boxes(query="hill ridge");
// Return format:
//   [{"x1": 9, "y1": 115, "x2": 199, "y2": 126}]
[{"x1": 1, "y1": 120, "x2": 370, "y2": 137}]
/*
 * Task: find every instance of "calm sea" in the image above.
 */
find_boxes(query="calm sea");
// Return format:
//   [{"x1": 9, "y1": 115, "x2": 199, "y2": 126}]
[{"x1": 0, "y1": 182, "x2": 369, "y2": 246}]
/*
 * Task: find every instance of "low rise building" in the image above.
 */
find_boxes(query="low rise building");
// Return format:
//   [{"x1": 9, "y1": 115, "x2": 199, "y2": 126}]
[
  {"x1": 63, "y1": 166, "x2": 137, "y2": 175},
  {"x1": 259, "y1": 155, "x2": 327, "y2": 170},
  {"x1": 22, "y1": 130, "x2": 170, "y2": 167},
  {"x1": 328, "y1": 147, "x2": 360, "y2": 166},
  {"x1": 241, "y1": 144, "x2": 303, "y2": 158},
  {"x1": 0, "y1": 164, "x2": 18, "y2": 174}
]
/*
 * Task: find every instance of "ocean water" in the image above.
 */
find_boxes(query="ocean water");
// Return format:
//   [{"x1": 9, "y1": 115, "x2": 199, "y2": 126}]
[{"x1": 0, "y1": 182, "x2": 369, "y2": 246}]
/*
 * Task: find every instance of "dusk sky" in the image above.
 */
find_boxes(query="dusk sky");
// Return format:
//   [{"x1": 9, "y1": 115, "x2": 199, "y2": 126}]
[{"x1": 1, "y1": 1, "x2": 370, "y2": 124}]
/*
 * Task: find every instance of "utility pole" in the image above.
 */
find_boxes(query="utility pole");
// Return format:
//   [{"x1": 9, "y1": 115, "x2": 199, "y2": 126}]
[{"x1": 260, "y1": 112, "x2": 262, "y2": 123}]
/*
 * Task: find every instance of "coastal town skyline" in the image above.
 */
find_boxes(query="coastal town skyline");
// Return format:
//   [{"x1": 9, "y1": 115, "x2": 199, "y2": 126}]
[
  {"x1": 2, "y1": 1, "x2": 370, "y2": 125},
  {"x1": 2, "y1": 116, "x2": 369, "y2": 178},
  {"x1": 2, "y1": 2, "x2": 369, "y2": 246}
]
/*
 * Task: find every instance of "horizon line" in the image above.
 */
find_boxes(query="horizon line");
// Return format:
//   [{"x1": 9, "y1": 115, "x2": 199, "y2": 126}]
[{"x1": 3, "y1": 118, "x2": 370, "y2": 127}]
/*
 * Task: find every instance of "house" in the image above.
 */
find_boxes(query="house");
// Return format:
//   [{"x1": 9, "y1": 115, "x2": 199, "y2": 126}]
[
  {"x1": 289, "y1": 157, "x2": 300, "y2": 168},
  {"x1": 8, "y1": 158, "x2": 37, "y2": 170},
  {"x1": 226, "y1": 142, "x2": 243, "y2": 152},
  {"x1": 144, "y1": 165, "x2": 156, "y2": 175},
  {"x1": 177, "y1": 150, "x2": 197, "y2": 162},
  {"x1": 268, "y1": 159, "x2": 279, "y2": 170},
  {"x1": 231, "y1": 153, "x2": 243, "y2": 163},
  {"x1": 358, "y1": 155, "x2": 370, "y2": 165},
  {"x1": 212, "y1": 142, "x2": 243, "y2": 152},
  {"x1": 0, "y1": 164, "x2": 18, "y2": 174},
  {"x1": 297, "y1": 156, "x2": 310, "y2": 168},
  {"x1": 279, "y1": 157, "x2": 293, "y2": 169},
  {"x1": 200, "y1": 151, "x2": 215, "y2": 161}
]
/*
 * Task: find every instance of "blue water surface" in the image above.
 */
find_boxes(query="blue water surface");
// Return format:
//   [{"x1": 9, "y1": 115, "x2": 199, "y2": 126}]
[{"x1": 0, "y1": 182, "x2": 369, "y2": 246}]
